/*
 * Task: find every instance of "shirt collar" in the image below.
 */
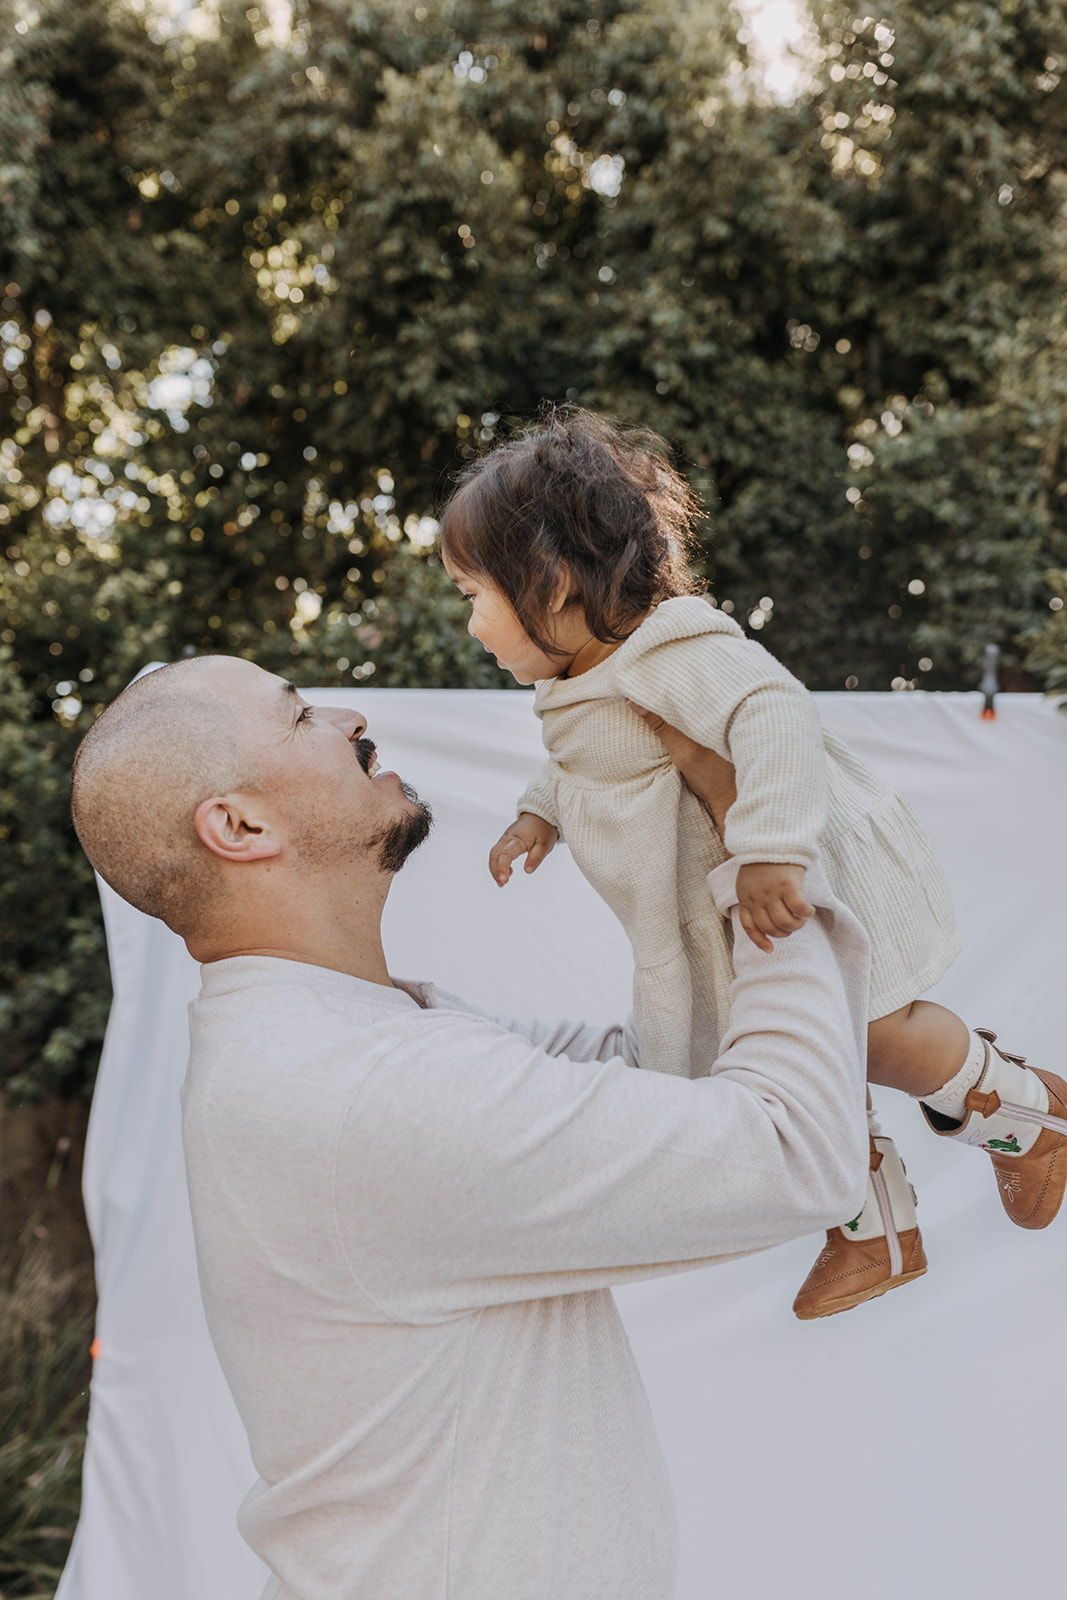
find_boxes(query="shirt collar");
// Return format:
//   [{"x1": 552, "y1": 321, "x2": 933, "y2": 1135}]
[{"x1": 197, "y1": 955, "x2": 438, "y2": 1011}]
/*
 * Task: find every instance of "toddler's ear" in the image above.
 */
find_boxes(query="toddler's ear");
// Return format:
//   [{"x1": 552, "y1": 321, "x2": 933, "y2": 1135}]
[{"x1": 549, "y1": 567, "x2": 572, "y2": 614}]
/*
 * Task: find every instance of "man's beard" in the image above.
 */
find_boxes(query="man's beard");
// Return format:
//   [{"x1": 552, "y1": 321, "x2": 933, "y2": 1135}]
[
  {"x1": 353, "y1": 740, "x2": 432, "y2": 872},
  {"x1": 371, "y1": 782, "x2": 433, "y2": 874}
]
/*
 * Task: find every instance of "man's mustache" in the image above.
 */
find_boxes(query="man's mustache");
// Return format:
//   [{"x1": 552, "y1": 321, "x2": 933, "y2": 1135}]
[{"x1": 355, "y1": 737, "x2": 377, "y2": 774}]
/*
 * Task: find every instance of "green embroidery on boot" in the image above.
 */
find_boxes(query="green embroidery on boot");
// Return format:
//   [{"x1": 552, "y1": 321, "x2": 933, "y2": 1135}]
[
  {"x1": 844, "y1": 1213, "x2": 862, "y2": 1232},
  {"x1": 985, "y1": 1135, "x2": 1022, "y2": 1153}
]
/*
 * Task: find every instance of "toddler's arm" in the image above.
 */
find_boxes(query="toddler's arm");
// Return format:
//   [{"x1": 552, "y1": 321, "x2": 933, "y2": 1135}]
[
  {"x1": 631, "y1": 701, "x2": 815, "y2": 952},
  {"x1": 616, "y1": 635, "x2": 828, "y2": 869},
  {"x1": 490, "y1": 813, "x2": 559, "y2": 886}
]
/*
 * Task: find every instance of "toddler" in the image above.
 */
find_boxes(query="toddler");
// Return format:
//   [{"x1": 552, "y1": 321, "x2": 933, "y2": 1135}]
[{"x1": 437, "y1": 408, "x2": 1067, "y2": 1318}]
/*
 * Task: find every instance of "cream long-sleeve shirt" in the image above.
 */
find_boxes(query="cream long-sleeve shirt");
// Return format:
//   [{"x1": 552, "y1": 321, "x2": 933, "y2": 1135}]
[
  {"x1": 181, "y1": 859, "x2": 869, "y2": 1600},
  {"x1": 518, "y1": 596, "x2": 959, "y2": 1073}
]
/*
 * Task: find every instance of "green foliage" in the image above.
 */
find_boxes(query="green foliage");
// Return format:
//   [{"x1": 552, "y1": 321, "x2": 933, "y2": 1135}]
[
  {"x1": 3, "y1": 0, "x2": 1067, "y2": 1101},
  {"x1": 595, "y1": 0, "x2": 1067, "y2": 685},
  {"x1": 771, "y1": 0, "x2": 1067, "y2": 688},
  {"x1": 1026, "y1": 570, "x2": 1067, "y2": 697},
  {"x1": 0, "y1": 1144, "x2": 94, "y2": 1597},
  {"x1": 0, "y1": 660, "x2": 111, "y2": 1104}
]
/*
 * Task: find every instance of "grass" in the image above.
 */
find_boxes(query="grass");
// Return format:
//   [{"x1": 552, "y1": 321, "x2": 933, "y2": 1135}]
[{"x1": 0, "y1": 1138, "x2": 94, "y2": 1600}]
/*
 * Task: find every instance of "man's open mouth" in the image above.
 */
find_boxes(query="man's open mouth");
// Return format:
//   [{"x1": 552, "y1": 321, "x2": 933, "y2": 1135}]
[{"x1": 355, "y1": 736, "x2": 379, "y2": 776}]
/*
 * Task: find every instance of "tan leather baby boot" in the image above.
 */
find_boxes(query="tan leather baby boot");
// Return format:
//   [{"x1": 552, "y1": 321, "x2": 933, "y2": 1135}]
[
  {"x1": 793, "y1": 1135, "x2": 927, "y2": 1320},
  {"x1": 920, "y1": 1028, "x2": 1067, "y2": 1230}
]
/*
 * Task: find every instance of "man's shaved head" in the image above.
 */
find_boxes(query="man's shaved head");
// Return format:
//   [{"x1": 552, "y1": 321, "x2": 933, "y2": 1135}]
[
  {"x1": 73, "y1": 655, "x2": 430, "y2": 963},
  {"x1": 71, "y1": 657, "x2": 257, "y2": 935}
]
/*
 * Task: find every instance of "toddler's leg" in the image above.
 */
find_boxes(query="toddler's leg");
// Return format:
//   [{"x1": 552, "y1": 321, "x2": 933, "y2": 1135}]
[
  {"x1": 794, "y1": 1001, "x2": 1067, "y2": 1319},
  {"x1": 919, "y1": 1028, "x2": 1067, "y2": 1230},
  {"x1": 866, "y1": 1000, "x2": 970, "y2": 1097},
  {"x1": 793, "y1": 1003, "x2": 961, "y2": 1319},
  {"x1": 793, "y1": 1131, "x2": 926, "y2": 1320},
  {"x1": 870, "y1": 1001, "x2": 1067, "y2": 1229}
]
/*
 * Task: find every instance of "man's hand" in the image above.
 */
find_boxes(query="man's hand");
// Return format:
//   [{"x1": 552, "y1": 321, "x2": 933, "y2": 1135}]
[
  {"x1": 626, "y1": 701, "x2": 738, "y2": 834},
  {"x1": 489, "y1": 813, "x2": 559, "y2": 886},
  {"x1": 735, "y1": 862, "x2": 815, "y2": 953}
]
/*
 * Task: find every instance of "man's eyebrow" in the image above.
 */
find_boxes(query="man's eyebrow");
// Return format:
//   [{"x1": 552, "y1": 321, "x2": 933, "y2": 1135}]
[{"x1": 278, "y1": 680, "x2": 302, "y2": 724}]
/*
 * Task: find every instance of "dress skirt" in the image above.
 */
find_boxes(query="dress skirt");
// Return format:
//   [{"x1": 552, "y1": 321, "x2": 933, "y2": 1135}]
[{"x1": 820, "y1": 792, "x2": 961, "y2": 1022}]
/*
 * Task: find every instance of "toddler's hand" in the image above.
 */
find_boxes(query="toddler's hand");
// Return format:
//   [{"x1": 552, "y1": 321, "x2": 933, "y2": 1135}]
[
  {"x1": 735, "y1": 862, "x2": 815, "y2": 953},
  {"x1": 489, "y1": 813, "x2": 558, "y2": 886}
]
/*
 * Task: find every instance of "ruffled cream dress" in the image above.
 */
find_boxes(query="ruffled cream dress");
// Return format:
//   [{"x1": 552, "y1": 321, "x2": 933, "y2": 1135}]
[{"x1": 519, "y1": 596, "x2": 960, "y2": 1078}]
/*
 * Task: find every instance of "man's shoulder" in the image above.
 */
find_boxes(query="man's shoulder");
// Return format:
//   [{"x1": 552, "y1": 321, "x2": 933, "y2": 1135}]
[
  {"x1": 182, "y1": 967, "x2": 507, "y2": 1161},
  {"x1": 192, "y1": 957, "x2": 478, "y2": 1028},
  {"x1": 186, "y1": 958, "x2": 628, "y2": 1103},
  {"x1": 187, "y1": 959, "x2": 503, "y2": 1069}
]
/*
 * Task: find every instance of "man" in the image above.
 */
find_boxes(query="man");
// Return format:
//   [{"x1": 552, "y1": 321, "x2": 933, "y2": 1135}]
[{"x1": 71, "y1": 655, "x2": 869, "y2": 1600}]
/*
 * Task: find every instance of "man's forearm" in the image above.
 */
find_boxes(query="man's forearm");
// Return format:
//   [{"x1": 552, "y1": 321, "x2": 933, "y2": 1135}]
[{"x1": 337, "y1": 861, "x2": 870, "y2": 1310}]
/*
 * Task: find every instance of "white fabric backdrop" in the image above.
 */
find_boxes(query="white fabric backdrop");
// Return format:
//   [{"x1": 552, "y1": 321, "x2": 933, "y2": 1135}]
[{"x1": 57, "y1": 689, "x2": 1067, "y2": 1600}]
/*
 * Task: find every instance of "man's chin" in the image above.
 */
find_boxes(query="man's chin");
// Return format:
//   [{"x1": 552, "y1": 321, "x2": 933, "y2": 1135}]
[{"x1": 373, "y1": 788, "x2": 433, "y2": 874}]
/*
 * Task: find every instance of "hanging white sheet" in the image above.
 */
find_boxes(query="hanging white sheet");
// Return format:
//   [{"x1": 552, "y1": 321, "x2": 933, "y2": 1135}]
[{"x1": 57, "y1": 689, "x2": 1067, "y2": 1600}]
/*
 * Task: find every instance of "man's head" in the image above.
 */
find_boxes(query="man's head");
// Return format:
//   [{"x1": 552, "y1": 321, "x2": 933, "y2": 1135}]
[{"x1": 71, "y1": 656, "x2": 431, "y2": 950}]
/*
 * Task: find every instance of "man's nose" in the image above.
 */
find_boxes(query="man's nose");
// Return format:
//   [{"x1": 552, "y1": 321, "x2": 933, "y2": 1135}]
[{"x1": 318, "y1": 704, "x2": 367, "y2": 740}]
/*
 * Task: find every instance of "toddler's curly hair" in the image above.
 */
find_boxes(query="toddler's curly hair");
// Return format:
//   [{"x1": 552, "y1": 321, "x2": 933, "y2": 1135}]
[{"x1": 437, "y1": 407, "x2": 704, "y2": 656}]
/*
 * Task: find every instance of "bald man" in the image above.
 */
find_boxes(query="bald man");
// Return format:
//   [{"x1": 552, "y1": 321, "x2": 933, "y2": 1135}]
[{"x1": 72, "y1": 656, "x2": 870, "y2": 1600}]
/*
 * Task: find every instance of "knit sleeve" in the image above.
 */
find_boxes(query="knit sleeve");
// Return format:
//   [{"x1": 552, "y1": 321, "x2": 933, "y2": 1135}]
[
  {"x1": 721, "y1": 685, "x2": 828, "y2": 867},
  {"x1": 517, "y1": 762, "x2": 561, "y2": 836},
  {"x1": 433, "y1": 992, "x2": 642, "y2": 1069},
  {"x1": 615, "y1": 632, "x2": 828, "y2": 867}
]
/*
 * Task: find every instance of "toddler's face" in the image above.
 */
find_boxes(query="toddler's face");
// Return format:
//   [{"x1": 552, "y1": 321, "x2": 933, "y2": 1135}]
[{"x1": 442, "y1": 560, "x2": 564, "y2": 684}]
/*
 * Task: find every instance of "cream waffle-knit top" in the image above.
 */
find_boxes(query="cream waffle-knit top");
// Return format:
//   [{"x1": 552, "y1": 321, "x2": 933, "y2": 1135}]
[{"x1": 518, "y1": 596, "x2": 959, "y2": 1074}]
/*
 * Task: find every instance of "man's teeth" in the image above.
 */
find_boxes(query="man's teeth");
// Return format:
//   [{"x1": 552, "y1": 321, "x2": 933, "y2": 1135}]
[{"x1": 368, "y1": 758, "x2": 381, "y2": 777}]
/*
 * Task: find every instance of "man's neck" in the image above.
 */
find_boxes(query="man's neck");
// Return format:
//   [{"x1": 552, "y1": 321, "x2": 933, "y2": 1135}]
[
  {"x1": 195, "y1": 937, "x2": 394, "y2": 987},
  {"x1": 186, "y1": 878, "x2": 394, "y2": 986}
]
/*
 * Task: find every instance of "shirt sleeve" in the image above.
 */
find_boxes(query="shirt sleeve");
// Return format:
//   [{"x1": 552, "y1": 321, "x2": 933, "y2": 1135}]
[
  {"x1": 332, "y1": 864, "x2": 869, "y2": 1320},
  {"x1": 721, "y1": 684, "x2": 828, "y2": 867},
  {"x1": 516, "y1": 763, "x2": 561, "y2": 835},
  {"x1": 615, "y1": 632, "x2": 828, "y2": 866},
  {"x1": 432, "y1": 989, "x2": 641, "y2": 1069}
]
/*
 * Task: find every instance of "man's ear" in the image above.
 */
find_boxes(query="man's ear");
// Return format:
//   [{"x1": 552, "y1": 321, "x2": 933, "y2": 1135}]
[{"x1": 194, "y1": 795, "x2": 282, "y2": 863}]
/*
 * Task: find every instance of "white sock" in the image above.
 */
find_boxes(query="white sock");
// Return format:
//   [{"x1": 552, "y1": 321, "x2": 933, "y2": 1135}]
[{"x1": 920, "y1": 1030, "x2": 988, "y2": 1122}]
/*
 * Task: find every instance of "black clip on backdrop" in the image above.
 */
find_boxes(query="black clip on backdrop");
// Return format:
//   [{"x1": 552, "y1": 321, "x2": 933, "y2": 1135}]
[{"x1": 980, "y1": 643, "x2": 1000, "y2": 721}]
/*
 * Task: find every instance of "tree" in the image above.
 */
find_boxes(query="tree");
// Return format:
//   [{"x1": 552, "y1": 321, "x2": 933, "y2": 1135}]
[
  {"x1": 582, "y1": 0, "x2": 1067, "y2": 687},
  {"x1": 760, "y1": 0, "x2": 1067, "y2": 689},
  {"x1": 3, "y1": 0, "x2": 1066, "y2": 1101}
]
